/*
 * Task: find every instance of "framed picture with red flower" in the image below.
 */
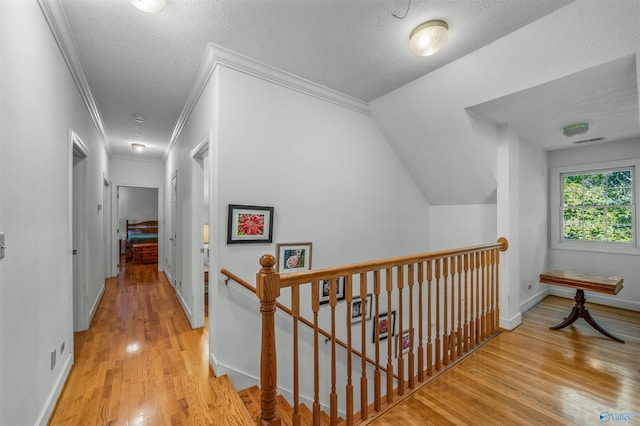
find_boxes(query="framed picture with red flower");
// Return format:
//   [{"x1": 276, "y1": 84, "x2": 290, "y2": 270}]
[
  {"x1": 276, "y1": 242, "x2": 312, "y2": 274},
  {"x1": 227, "y1": 204, "x2": 274, "y2": 244}
]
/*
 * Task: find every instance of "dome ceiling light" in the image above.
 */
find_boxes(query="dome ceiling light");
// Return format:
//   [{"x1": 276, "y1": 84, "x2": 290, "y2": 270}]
[
  {"x1": 563, "y1": 122, "x2": 589, "y2": 137},
  {"x1": 409, "y1": 20, "x2": 449, "y2": 56},
  {"x1": 128, "y1": 0, "x2": 166, "y2": 14},
  {"x1": 131, "y1": 143, "x2": 146, "y2": 152}
]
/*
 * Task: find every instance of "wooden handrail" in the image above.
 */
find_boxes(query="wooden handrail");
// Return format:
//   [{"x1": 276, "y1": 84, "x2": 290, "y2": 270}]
[
  {"x1": 229, "y1": 238, "x2": 508, "y2": 426},
  {"x1": 277, "y1": 240, "x2": 508, "y2": 288},
  {"x1": 220, "y1": 267, "x2": 397, "y2": 379}
]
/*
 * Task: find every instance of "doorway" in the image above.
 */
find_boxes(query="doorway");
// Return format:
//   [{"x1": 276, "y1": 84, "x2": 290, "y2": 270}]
[
  {"x1": 71, "y1": 131, "x2": 89, "y2": 332},
  {"x1": 117, "y1": 186, "x2": 159, "y2": 266},
  {"x1": 191, "y1": 133, "x2": 210, "y2": 329}
]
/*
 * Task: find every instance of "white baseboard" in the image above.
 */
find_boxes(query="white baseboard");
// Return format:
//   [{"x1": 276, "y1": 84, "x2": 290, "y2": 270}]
[
  {"x1": 500, "y1": 312, "x2": 522, "y2": 330},
  {"x1": 37, "y1": 353, "x2": 73, "y2": 426},
  {"x1": 520, "y1": 288, "x2": 550, "y2": 314},
  {"x1": 549, "y1": 287, "x2": 640, "y2": 312},
  {"x1": 88, "y1": 283, "x2": 105, "y2": 325},
  {"x1": 175, "y1": 288, "x2": 192, "y2": 324}
]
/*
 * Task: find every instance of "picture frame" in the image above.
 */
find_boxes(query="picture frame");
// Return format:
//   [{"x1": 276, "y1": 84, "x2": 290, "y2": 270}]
[
  {"x1": 276, "y1": 243, "x2": 312, "y2": 274},
  {"x1": 227, "y1": 204, "x2": 274, "y2": 244},
  {"x1": 373, "y1": 310, "x2": 396, "y2": 343},
  {"x1": 351, "y1": 294, "x2": 373, "y2": 324},
  {"x1": 396, "y1": 329, "x2": 412, "y2": 358},
  {"x1": 319, "y1": 276, "x2": 346, "y2": 305}
]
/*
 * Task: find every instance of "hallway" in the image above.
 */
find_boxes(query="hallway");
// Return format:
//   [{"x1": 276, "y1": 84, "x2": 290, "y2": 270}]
[{"x1": 48, "y1": 261, "x2": 244, "y2": 425}]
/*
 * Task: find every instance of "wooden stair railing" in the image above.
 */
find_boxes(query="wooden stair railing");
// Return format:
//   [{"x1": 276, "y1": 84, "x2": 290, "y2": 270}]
[
  {"x1": 225, "y1": 238, "x2": 508, "y2": 426},
  {"x1": 220, "y1": 269, "x2": 397, "y2": 379}
]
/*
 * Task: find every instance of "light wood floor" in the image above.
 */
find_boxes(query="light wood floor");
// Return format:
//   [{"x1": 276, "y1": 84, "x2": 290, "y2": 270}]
[
  {"x1": 49, "y1": 260, "x2": 640, "y2": 425},
  {"x1": 47, "y1": 260, "x2": 232, "y2": 425},
  {"x1": 371, "y1": 296, "x2": 640, "y2": 426}
]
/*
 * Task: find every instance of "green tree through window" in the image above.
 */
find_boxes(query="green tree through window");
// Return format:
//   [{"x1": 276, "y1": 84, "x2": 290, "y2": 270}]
[{"x1": 562, "y1": 168, "x2": 633, "y2": 243}]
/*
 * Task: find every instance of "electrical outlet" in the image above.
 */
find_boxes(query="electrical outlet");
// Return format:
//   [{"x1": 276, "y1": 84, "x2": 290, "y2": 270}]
[
  {"x1": 50, "y1": 349, "x2": 56, "y2": 370},
  {"x1": 528, "y1": 284, "x2": 532, "y2": 290},
  {"x1": 60, "y1": 341, "x2": 65, "y2": 354}
]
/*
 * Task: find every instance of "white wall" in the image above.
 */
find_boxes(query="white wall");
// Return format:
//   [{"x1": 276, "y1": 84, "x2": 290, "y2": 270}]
[
  {"x1": 118, "y1": 186, "x2": 159, "y2": 236},
  {"x1": 164, "y1": 47, "x2": 431, "y2": 400},
  {"x1": 519, "y1": 141, "x2": 549, "y2": 312},
  {"x1": 0, "y1": 2, "x2": 109, "y2": 424},
  {"x1": 428, "y1": 205, "x2": 497, "y2": 251},
  {"x1": 547, "y1": 138, "x2": 640, "y2": 311}
]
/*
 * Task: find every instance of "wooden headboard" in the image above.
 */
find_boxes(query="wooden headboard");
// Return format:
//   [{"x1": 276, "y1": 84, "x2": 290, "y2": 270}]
[{"x1": 126, "y1": 220, "x2": 158, "y2": 236}]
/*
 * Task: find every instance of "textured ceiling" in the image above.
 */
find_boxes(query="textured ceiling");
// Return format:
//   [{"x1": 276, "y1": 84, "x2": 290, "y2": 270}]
[
  {"x1": 60, "y1": 0, "x2": 574, "y2": 158},
  {"x1": 468, "y1": 55, "x2": 640, "y2": 150}
]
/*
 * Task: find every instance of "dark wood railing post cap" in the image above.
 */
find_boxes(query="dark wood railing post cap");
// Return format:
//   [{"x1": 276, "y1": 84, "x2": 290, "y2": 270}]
[
  {"x1": 497, "y1": 237, "x2": 509, "y2": 251},
  {"x1": 260, "y1": 254, "x2": 276, "y2": 272}
]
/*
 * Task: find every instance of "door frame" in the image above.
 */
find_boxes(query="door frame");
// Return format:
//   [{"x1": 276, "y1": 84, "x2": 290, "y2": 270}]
[
  {"x1": 190, "y1": 131, "x2": 211, "y2": 329},
  {"x1": 69, "y1": 130, "x2": 89, "y2": 332}
]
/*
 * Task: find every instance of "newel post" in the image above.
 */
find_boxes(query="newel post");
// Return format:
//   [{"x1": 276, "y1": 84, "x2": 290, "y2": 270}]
[{"x1": 256, "y1": 254, "x2": 281, "y2": 426}]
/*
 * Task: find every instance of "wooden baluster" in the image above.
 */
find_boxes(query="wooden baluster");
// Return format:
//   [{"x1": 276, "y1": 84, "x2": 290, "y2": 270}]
[
  {"x1": 434, "y1": 259, "x2": 441, "y2": 371},
  {"x1": 396, "y1": 266, "x2": 404, "y2": 396},
  {"x1": 373, "y1": 270, "x2": 381, "y2": 412},
  {"x1": 470, "y1": 252, "x2": 477, "y2": 347},
  {"x1": 481, "y1": 250, "x2": 487, "y2": 341},
  {"x1": 449, "y1": 257, "x2": 457, "y2": 362},
  {"x1": 417, "y1": 262, "x2": 425, "y2": 382},
  {"x1": 312, "y1": 280, "x2": 321, "y2": 426},
  {"x1": 359, "y1": 273, "x2": 368, "y2": 420},
  {"x1": 442, "y1": 257, "x2": 449, "y2": 366},
  {"x1": 488, "y1": 250, "x2": 494, "y2": 335},
  {"x1": 256, "y1": 254, "x2": 281, "y2": 426},
  {"x1": 407, "y1": 263, "x2": 415, "y2": 390},
  {"x1": 475, "y1": 251, "x2": 481, "y2": 344},
  {"x1": 463, "y1": 254, "x2": 469, "y2": 353},
  {"x1": 292, "y1": 285, "x2": 301, "y2": 426},
  {"x1": 330, "y1": 277, "x2": 338, "y2": 425},
  {"x1": 426, "y1": 260, "x2": 433, "y2": 377},
  {"x1": 495, "y1": 247, "x2": 501, "y2": 333},
  {"x1": 345, "y1": 275, "x2": 354, "y2": 426},
  {"x1": 456, "y1": 256, "x2": 463, "y2": 358},
  {"x1": 385, "y1": 268, "x2": 394, "y2": 404}
]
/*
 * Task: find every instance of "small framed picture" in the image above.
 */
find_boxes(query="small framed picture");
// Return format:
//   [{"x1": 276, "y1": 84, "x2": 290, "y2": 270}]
[
  {"x1": 276, "y1": 243, "x2": 312, "y2": 274},
  {"x1": 373, "y1": 310, "x2": 396, "y2": 343},
  {"x1": 227, "y1": 204, "x2": 274, "y2": 244},
  {"x1": 396, "y1": 329, "x2": 412, "y2": 358},
  {"x1": 351, "y1": 294, "x2": 372, "y2": 324},
  {"x1": 319, "y1": 276, "x2": 346, "y2": 305}
]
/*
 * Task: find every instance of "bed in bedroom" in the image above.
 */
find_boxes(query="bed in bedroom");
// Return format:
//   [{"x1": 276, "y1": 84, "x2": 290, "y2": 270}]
[{"x1": 125, "y1": 220, "x2": 158, "y2": 264}]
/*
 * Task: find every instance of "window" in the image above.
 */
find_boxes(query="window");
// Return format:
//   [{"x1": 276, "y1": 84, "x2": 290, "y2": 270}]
[{"x1": 551, "y1": 159, "x2": 639, "y2": 255}]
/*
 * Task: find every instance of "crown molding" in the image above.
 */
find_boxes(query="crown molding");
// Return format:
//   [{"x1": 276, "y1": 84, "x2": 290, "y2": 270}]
[
  {"x1": 164, "y1": 43, "x2": 370, "y2": 160},
  {"x1": 38, "y1": 0, "x2": 111, "y2": 156}
]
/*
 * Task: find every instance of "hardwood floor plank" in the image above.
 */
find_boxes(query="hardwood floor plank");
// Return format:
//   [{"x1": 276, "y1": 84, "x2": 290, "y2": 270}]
[
  {"x1": 48, "y1": 260, "x2": 252, "y2": 426},
  {"x1": 370, "y1": 296, "x2": 640, "y2": 426}
]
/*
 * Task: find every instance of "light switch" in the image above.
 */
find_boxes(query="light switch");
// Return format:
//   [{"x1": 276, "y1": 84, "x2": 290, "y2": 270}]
[{"x1": 0, "y1": 232, "x2": 5, "y2": 259}]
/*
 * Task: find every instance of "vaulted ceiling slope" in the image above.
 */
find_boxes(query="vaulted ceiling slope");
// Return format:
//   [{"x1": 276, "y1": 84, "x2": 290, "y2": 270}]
[
  {"x1": 60, "y1": 0, "x2": 572, "y2": 158},
  {"x1": 370, "y1": 1, "x2": 640, "y2": 205}
]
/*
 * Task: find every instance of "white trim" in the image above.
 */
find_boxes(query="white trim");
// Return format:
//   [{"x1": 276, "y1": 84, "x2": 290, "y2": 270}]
[
  {"x1": 499, "y1": 312, "x2": 522, "y2": 330},
  {"x1": 550, "y1": 158, "x2": 640, "y2": 255},
  {"x1": 520, "y1": 288, "x2": 549, "y2": 313},
  {"x1": 37, "y1": 352, "x2": 73, "y2": 426},
  {"x1": 164, "y1": 43, "x2": 370, "y2": 160},
  {"x1": 88, "y1": 283, "x2": 105, "y2": 325},
  {"x1": 549, "y1": 287, "x2": 640, "y2": 312},
  {"x1": 38, "y1": 0, "x2": 111, "y2": 155},
  {"x1": 176, "y1": 286, "x2": 192, "y2": 324}
]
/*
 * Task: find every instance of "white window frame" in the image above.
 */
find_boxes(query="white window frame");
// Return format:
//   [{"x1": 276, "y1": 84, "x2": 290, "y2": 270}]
[{"x1": 550, "y1": 158, "x2": 640, "y2": 255}]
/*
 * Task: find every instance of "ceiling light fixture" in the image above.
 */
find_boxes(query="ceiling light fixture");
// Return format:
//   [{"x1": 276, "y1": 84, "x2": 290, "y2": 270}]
[
  {"x1": 131, "y1": 143, "x2": 146, "y2": 152},
  {"x1": 128, "y1": 0, "x2": 166, "y2": 13},
  {"x1": 409, "y1": 20, "x2": 449, "y2": 56},
  {"x1": 563, "y1": 122, "x2": 589, "y2": 137},
  {"x1": 134, "y1": 114, "x2": 145, "y2": 123}
]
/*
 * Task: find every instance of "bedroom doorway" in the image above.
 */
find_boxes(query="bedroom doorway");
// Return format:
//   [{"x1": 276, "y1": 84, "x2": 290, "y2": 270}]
[{"x1": 117, "y1": 186, "x2": 159, "y2": 267}]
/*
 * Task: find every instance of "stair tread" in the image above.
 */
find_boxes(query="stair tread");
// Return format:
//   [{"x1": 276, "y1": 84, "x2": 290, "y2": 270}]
[{"x1": 208, "y1": 375, "x2": 255, "y2": 425}]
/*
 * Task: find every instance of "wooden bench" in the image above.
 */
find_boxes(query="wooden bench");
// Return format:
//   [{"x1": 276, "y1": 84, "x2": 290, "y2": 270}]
[{"x1": 540, "y1": 269, "x2": 624, "y2": 343}]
